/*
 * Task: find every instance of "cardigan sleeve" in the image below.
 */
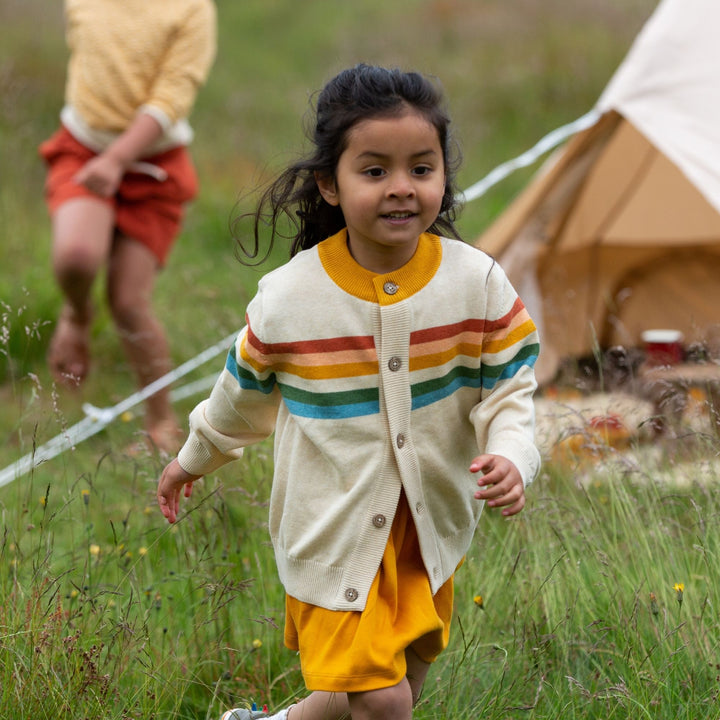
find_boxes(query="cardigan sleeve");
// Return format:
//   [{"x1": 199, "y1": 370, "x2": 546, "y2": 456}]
[
  {"x1": 469, "y1": 265, "x2": 541, "y2": 487},
  {"x1": 177, "y1": 319, "x2": 281, "y2": 477}
]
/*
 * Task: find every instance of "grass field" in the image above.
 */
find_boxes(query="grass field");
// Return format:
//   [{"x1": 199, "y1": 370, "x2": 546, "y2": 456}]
[{"x1": 4, "y1": 1, "x2": 720, "y2": 718}]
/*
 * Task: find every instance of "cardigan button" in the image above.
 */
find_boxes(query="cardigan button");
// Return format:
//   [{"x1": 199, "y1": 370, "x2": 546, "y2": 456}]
[
  {"x1": 345, "y1": 587, "x2": 359, "y2": 602},
  {"x1": 383, "y1": 281, "x2": 398, "y2": 295},
  {"x1": 396, "y1": 433, "x2": 405, "y2": 448},
  {"x1": 372, "y1": 513, "x2": 386, "y2": 528},
  {"x1": 388, "y1": 356, "x2": 402, "y2": 372}
]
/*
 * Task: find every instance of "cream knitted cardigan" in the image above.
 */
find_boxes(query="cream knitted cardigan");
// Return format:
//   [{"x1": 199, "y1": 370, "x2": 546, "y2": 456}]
[{"x1": 178, "y1": 231, "x2": 541, "y2": 611}]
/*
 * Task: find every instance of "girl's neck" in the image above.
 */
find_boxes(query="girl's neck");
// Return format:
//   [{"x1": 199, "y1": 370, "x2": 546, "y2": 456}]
[{"x1": 346, "y1": 232, "x2": 420, "y2": 274}]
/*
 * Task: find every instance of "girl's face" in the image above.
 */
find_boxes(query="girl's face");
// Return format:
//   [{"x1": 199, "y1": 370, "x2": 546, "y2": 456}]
[{"x1": 316, "y1": 110, "x2": 446, "y2": 274}]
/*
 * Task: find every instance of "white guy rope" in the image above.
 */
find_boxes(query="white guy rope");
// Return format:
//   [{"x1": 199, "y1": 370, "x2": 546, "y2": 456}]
[
  {"x1": 0, "y1": 331, "x2": 237, "y2": 489},
  {"x1": 459, "y1": 109, "x2": 600, "y2": 203}
]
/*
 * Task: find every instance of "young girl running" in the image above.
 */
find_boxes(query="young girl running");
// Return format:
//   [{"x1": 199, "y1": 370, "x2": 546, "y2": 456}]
[{"x1": 157, "y1": 64, "x2": 541, "y2": 720}]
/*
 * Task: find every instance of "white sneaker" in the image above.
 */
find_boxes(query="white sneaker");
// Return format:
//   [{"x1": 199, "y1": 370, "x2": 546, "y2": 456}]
[{"x1": 220, "y1": 709, "x2": 267, "y2": 720}]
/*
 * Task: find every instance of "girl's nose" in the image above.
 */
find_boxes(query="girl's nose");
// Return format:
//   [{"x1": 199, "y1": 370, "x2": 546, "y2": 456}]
[{"x1": 387, "y1": 173, "x2": 415, "y2": 198}]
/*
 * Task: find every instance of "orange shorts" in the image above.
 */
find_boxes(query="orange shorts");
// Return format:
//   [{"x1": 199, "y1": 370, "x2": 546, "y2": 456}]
[
  {"x1": 284, "y1": 494, "x2": 455, "y2": 693},
  {"x1": 39, "y1": 126, "x2": 199, "y2": 265}
]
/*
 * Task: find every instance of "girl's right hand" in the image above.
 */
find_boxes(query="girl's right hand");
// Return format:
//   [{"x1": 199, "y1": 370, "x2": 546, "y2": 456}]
[
  {"x1": 157, "y1": 458, "x2": 201, "y2": 524},
  {"x1": 73, "y1": 153, "x2": 125, "y2": 198}
]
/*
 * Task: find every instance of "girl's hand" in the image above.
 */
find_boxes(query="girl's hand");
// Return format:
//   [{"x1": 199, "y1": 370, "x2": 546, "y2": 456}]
[
  {"x1": 157, "y1": 458, "x2": 201, "y2": 524},
  {"x1": 470, "y1": 454, "x2": 525, "y2": 516},
  {"x1": 73, "y1": 153, "x2": 125, "y2": 198}
]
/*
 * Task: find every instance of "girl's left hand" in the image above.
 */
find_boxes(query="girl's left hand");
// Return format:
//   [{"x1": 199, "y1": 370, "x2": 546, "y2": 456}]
[{"x1": 470, "y1": 454, "x2": 525, "y2": 516}]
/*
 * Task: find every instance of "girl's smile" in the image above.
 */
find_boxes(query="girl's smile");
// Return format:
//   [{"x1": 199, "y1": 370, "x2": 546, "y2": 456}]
[{"x1": 316, "y1": 109, "x2": 446, "y2": 274}]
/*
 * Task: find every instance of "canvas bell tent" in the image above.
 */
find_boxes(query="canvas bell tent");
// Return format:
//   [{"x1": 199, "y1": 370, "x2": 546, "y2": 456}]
[{"x1": 475, "y1": 0, "x2": 720, "y2": 385}]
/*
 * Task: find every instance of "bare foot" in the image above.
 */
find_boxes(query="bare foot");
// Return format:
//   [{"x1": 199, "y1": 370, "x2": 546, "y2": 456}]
[{"x1": 47, "y1": 306, "x2": 92, "y2": 388}]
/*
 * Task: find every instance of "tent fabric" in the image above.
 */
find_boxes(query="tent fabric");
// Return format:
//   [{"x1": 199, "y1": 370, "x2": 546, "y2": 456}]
[
  {"x1": 475, "y1": 0, "x2": 720, "y2": 385},
  {"x1": 597, "y1": 0, "x2": 720, "y2": 216}
]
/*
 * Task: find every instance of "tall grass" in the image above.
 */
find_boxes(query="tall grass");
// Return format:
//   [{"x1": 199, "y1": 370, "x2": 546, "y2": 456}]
[
  {"x1": 3, "y1": 431, "x2": 719, "y2": 718},
  {"x1": 5, "y1": 1, "x2": 718, "y2": 719}
]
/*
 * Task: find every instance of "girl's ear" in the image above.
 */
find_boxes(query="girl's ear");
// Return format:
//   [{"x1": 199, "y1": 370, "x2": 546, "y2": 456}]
[{"x1": 315, "y1": 171, "x2": 339, "y2": 206}]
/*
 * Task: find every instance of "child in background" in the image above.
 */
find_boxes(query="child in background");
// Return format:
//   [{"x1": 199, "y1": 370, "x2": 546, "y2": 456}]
[
  {"x1": 157, "y1": 64, "x2": 541, "y2": 720},
  {"x1": 40, "y1": 0, "x2": 216, "y2": 452}
]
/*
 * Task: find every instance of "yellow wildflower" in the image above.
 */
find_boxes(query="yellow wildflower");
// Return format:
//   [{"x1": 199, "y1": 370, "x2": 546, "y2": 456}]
[
  {"x1": 81, "y1": 489, "x2": 90, "y2": 505},
  {"x1": 138, "y1": 546, "x2": 148, "y2": 557},
  {"x1": 252, "y1": 638, "x2": 263, "y2": 649},
  {"x1": 89, "y1": 544, "x2": 101, "y2": 557},
  {"x1": 473, "y1": 595, "x2": 484, "y2": 609},
  {"x1": 674, "y1": 582, "x2": 684, "y2": 607}
]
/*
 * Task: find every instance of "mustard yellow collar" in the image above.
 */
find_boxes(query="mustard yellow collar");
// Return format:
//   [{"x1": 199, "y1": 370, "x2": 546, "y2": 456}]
[{"x1": 317, "y1": 229, "x2": 442, "y2": 305}]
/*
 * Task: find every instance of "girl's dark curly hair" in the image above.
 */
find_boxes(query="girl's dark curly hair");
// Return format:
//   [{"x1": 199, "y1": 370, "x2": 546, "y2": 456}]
[{"x1": 234, "y1": 64, "x2": 463, "y2": 264}]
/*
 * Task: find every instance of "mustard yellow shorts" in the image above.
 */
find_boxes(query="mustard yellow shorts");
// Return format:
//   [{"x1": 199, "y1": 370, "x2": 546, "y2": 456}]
[{"x1": 284, "y1": 493, "x2": 455, "y2": 693}]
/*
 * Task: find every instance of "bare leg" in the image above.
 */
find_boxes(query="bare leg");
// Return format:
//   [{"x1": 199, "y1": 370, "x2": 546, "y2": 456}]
[
  {"x1": 287, "y1": 692, "x2": 349, "y2": 719},
  {"x1": 404, "y1": 646, "x2": 431, "y2": 707},
  {"x1": 48, "y1": 197, "x2": 114, "y2": 386},
  {"x1": 284, "y1": 648, "x2": 429, "y2": 720},
  {"x1": 347, "y1": 681, "x2": 413, "y2": 720},
  {"x1": 107, "y1": 235, "x2": 182, "y2": 453},
  {"x1": 286, "y1": 684, "x2": 411, "y2": 720}
]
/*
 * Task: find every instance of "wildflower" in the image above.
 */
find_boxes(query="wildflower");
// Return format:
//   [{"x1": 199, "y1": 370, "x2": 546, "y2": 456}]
[
  {"x1": 39, "y1": 496, "x2": 46, "y2": 507},
  {"x1": 649, "y1": 592, "x2": 659, "y2": 616},
  {"x1": 138, "y1": 546, "x2": 148, "y2": 557},
  {"x1": 252, "y1": 638, "x2": 263, "y2": 649},
  {"x1": 89, "y1": 544, "x2": 100, "y2": 557},
  {"x1": 673, "y1": 582, "x2": 684, "y2": 608},
  {"x1": 473, "y1": 595, "x2": 484, "y2": 609},
  {"x1": 69, "y1": 589, "x2": 79, "y2": 599},
  {"x1": 120, "y1": 411, "x2": 134, "y2": 422},
  {"x1": 81, "y1": 489, "x2": 90, "y2": 505}
]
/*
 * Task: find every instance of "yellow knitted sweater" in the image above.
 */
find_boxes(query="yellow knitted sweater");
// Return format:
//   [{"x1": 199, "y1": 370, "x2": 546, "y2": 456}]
[{"x1": 62, "y1": 0, "x2": 216, "y2": 151}]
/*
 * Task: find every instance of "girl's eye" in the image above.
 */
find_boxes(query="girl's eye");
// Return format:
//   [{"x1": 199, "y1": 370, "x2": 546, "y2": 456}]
[
  {"x1": 364, "y1": 167, "x2": 386, "y2": 178},
  {"x1": 412, "y1": 166, "x2": 433, "y2": 176}
]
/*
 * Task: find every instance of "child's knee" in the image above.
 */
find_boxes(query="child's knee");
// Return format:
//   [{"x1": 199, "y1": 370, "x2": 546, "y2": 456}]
[
  {"x1": 348, "y1": 681, "x2": 413, "y2": 720},
  {"x1": 108, "y1": 290, "x2": 149, "y2": 331},
  {"x1": 53, "y1": 241, "x2": 102, "y2": 282}
]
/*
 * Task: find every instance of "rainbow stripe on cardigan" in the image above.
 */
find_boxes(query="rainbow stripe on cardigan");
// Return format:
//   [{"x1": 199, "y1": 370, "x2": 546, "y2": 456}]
[{"x1": 226, "y1": 232, "x2": 538, "y2": 420}]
